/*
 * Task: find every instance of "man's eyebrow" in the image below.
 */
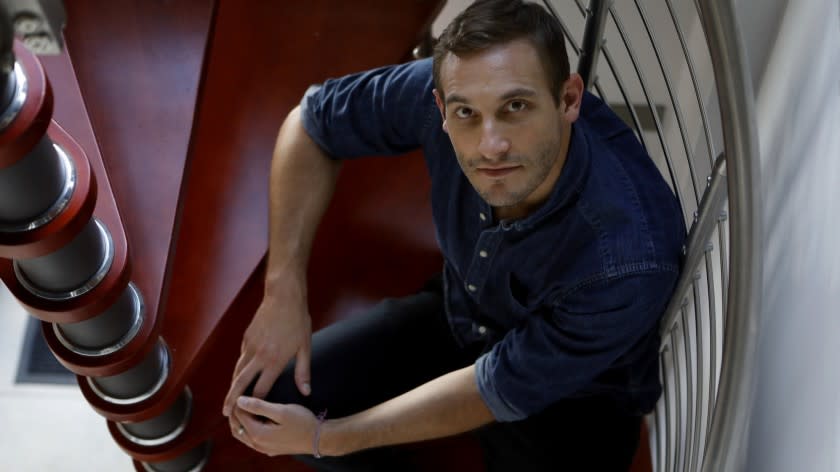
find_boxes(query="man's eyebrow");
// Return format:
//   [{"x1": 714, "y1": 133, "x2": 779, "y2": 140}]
[
  {"x1": 445, "y1": 88, "x2": 538, "y2": 107},
  {"x1": 445, "y1": 94, "x2": 469, "y2": 106},
  {"x1": 500, "y1": 88, "x2": 538, "y2": 100}
]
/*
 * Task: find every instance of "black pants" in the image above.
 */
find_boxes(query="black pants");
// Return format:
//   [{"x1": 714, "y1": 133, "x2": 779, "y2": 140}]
[{"x1": 260, "y1": 279, "x2": 641, "y2": 471}]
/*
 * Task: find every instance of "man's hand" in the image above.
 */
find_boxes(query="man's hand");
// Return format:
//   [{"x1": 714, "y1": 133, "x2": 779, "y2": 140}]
[
  {"x1": 232, "y1": 396, "x2": 318, "y2": 456},
  {"x1": 222, "y1": 277, "x2": 312, "y2": 418}
]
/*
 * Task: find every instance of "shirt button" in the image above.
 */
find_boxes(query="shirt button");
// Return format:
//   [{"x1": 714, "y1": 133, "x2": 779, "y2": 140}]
[
  {"x1": 477, "y1": 325, "x2": 487, "y2": 335},
  {"x1": 467, "y1": 284, "x2": 477, "y2": 292},
  {"x1": 479, "y1": 212, "x2": 487, "y2": 221},
  {"x1": 479, "y1": 250, "x2": 488, "y2": 258}
]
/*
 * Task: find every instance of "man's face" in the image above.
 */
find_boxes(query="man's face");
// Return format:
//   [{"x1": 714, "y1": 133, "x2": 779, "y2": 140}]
[{"x1": 434, "y1": 39, "x2": 577, "y2": 216}]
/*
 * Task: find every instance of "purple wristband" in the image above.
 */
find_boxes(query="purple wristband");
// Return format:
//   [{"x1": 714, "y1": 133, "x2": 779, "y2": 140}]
[{"x1": 313, "y1": 409, "x2": 328, "y2": 459}]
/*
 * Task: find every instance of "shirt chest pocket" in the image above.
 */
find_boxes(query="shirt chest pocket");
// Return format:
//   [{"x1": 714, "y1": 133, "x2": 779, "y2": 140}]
[{"x1": 491, "y1": 272, "x2": 534, "y2": 326}]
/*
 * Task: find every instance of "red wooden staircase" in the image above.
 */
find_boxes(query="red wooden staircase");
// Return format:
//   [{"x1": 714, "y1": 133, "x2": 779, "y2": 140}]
[{"x1": 0, "y1": 1, "x2": 653, "y2": 470}]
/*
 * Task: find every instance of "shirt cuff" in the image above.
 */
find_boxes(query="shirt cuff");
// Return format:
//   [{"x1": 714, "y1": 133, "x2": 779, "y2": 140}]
[
  {"x1": 299, "y1": 84, "x2": 338, "y2": 159},
  {"x1": 475, "y1": 351, "x2": 528, "y2": 422}
]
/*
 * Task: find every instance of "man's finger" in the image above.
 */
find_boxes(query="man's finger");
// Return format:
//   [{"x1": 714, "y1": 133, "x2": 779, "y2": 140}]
[
  {"x1": 251, "y1": 363, "x2": 282, "y2": 400},
  {"x1": 223, "y1": 361, "x2": 258, "y2": 417},
  {"x1": 237, "y1": 396, "x2": 282, "y2": 423},
  {"x1": 230, "y1": 409, "x2": 257, "y2": 450},
  {"x1": 231, "y1": 350, "x2": 249, "y2": 381},
  {"x1": 294, "y1": 342, "x2": 312, "y2": 396}
]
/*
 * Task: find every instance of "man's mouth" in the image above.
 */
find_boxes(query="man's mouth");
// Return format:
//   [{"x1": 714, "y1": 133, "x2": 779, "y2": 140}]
[{"x1": 477, "y1": 166, "x2": 521, "y2": 178}]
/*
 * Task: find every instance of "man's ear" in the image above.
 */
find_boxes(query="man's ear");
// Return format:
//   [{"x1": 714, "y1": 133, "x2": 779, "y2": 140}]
[
  {"x1": 561, "y1": 73, "x2": 585, "y2": 124},
  {"x1": 432, "y1": 89, "x2": 449, "y2": 133}
]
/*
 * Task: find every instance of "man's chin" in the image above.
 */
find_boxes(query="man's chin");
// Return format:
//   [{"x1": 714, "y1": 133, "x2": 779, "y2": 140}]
[{"x1": 479, "y1": 191, "x2": 522, "y2": 209}]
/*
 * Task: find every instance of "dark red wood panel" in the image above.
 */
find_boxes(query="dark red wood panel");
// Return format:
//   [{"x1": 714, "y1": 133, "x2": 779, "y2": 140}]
[
  {"x1": 58, "y1": 0, "x2": 216, "y2": 355},
  {"x1": 141, "y1": 0, "x2": 446, "y2": 466}
]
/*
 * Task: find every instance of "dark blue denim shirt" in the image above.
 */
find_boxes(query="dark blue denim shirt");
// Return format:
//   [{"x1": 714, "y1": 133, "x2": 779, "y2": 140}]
[{"x1": 301, "y1": 58, "x2": 686, "y2": 422}]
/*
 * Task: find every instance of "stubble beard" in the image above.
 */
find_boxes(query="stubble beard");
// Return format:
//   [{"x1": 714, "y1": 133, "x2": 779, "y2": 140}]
[{"x1": 461, "y1": 136, "x2": 563, "y2": 209}]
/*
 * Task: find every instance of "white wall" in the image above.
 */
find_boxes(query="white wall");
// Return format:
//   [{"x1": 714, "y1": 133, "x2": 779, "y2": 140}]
[{"x1": 740, "y1": 0, "x2": 840, "y2": 470}]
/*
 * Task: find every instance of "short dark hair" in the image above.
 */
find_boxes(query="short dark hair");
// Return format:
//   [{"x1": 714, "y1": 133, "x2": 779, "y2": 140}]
[{"x1": 433, "y1": 0, "x2": 570, "y2": 105}]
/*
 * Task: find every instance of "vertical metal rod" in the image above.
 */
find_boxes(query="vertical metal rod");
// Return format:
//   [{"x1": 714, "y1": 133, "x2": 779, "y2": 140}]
[
  {"x1": 633, "y1": 0, "x2": 701, "y2": 203},
  {"x1": 695, "y1": 266, "x2": 711, "y2": 470},
  {"x1": 574, "y1": 0, "x2": 658, "y2": 168},
  {"x1": 648, "y1": 413, "x2": 658, "y2": 471},
  {"x1": 657, "y1": 399, "x2": 667, "y2": 472},
  {"x1": 602, "y1": 4, "x2": 686, "y2": 220},
  {"x1": 665, "y1": 0, "x2": 717, "y2": 167},
  {"x1": 557, "y1": 0, "x2": 654, "y2": 155},
  {"x1": 671, "y1": 331, "x2": 682, "y2": 472},
  {"x1": 689, "y1": 276, "x2": 704, "y2": 470},
  {"x1": 546, "y1": 2, "x2": 625, "y2": 148},
  {"x1": 698, "y1": 0, "x2": 763, "y2": 470},
  {"x1": 681, "y1": 302, "x2": 695, "y2": 471},
  {"x1": 704, "y1": 249, "x2": 719, "y2": 453},
  {"x1": 662, "y1": 343, "x2": 674, "y2": 472},
  {"x1": 597, "y1": 47, "x2": 650, "y2": 148},
  {"x1": 577, "y1": 0, "x2": 613, "y2": 89},
  {"x1": 718, "y1": 215, "x2": 729, "y2": 315}
]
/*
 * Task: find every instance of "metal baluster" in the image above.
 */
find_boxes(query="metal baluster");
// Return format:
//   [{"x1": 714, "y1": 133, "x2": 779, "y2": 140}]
[
  {"x1": 633, "y1": 0, "x2": 701, "y2": 204},
  {"x1": 681, "y1": 300, "x2": 695, "y2": 471},
  {"x1": 671, "y1": 328, "x2": 682, "y2": 472},
  {"x1": 701, "y1": 248, "x2": 717, "y2": 458},
  {"x1": 694, "y1": 260, "x2": 711, "y2": 470},
  {"x1": 661, "y1": 341, "x2": 674, "y2": 472},
  {"x1": 549, "y1": 0, "x2": 648, "y2": 146},
  {"x1": 664, "y1": 0, "x2": 718, "y2": 167},
  {"x1": 718, "y1": 212, "x2": 729, "y2": 318},
  {"x1": 602, "y1": 3, "x2": 686, "y2": 219},
  {"x1": 546, "y1": 2, "x2": 609, "y2": 101},
  {"x1": 577, "y1": 0, "x2": 613, "y2": 89}
]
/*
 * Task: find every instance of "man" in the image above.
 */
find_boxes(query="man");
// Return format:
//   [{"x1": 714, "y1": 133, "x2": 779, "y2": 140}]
[{"x1": 222, "y1": 0, "x2": 685, "y2": 470}]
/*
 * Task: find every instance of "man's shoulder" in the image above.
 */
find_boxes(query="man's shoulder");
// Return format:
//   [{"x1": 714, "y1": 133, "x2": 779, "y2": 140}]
[
  {"x1": 300, "y1": 58, "x2": 439, "y2": 158},
  {"x1": 571, "y1": 100, "x2": 685, "y2": 276},
  {"x1": 320, "y1": 57, "x2": 434, "y2": 97},
  {"x1": 579, "y1": 91, "x2": 634, "y2": 140}
]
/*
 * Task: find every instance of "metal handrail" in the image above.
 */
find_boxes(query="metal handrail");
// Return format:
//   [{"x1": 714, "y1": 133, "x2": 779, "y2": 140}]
[
  {"x1": 696, "y1": 1, "x2": 763, "y2": 470},
  {"x1": 661, "y1": 153, "x2": 727, "y2": 335}
]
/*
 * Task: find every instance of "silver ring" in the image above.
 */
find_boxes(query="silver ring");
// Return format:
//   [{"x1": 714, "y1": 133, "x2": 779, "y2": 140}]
[
  {"x1": 86, "y1": 338, "x2": 171, "y2": 406},
  {"x1": 0, "y1": 142, "x2": 77, "y2": 233},
  {"x1": 53, "y1": 282, "x2": 145, "y2": 357},
  {"x1": 141, "y1": 442, "x2": 210, "y2": 472},
  {"x1": 116, "y1": 387, "x2": 193, "y2": 447},
  {"x1": 14, "y1": 217, "x2": 115, "y2": 301},
  {"x1": 237, "y1": 425, "x2": 245, "y2": 435},
  {"x1": 0, "y1": 62, "x2": 28, "y2": 131}
]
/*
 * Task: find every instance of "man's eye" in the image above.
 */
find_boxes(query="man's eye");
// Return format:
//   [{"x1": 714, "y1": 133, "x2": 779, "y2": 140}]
[
  {"x1": 454, "y1": 107, "x2": 473, "y2": 119},
  {"x1": 506, "y1": 100, "x2": 527, "y2": 113}
]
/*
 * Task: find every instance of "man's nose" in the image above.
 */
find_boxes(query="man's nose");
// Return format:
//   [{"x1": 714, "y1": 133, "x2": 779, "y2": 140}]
[{"x1": 477, "y1": 121, "x2": 511, "y2": 161}]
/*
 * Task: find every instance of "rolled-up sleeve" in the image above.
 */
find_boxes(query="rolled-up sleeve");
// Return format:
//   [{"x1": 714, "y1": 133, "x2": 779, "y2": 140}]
[
  {"x1": 300, "y1": 58, "x2": 437, "y2": 159},
  {"x1": 475, "y1": 270, "x2": 677, "y2": 422}
]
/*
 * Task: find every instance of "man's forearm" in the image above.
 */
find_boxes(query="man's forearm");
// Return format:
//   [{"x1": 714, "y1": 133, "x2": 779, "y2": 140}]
[
  {"x1": 319, "y1": 365, "x2": 495, "y2": 456},
  {"x1": 266, "y1": 106, "x2": 341, "y2": 289}
]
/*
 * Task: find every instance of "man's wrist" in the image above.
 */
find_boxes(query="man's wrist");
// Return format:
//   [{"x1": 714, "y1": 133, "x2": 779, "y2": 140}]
[
  {"x1": 264, "y1": 265, "x2": 306, "y2": 297},
  {"x1": 316, "y1": 418, "x2": 352, "y2": 457}
]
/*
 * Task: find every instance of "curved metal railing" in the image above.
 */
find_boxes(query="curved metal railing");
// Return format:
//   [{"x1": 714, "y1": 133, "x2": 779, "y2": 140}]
[{"x1": 544, "y1": 1, "x2": 762, "y2": 470}]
